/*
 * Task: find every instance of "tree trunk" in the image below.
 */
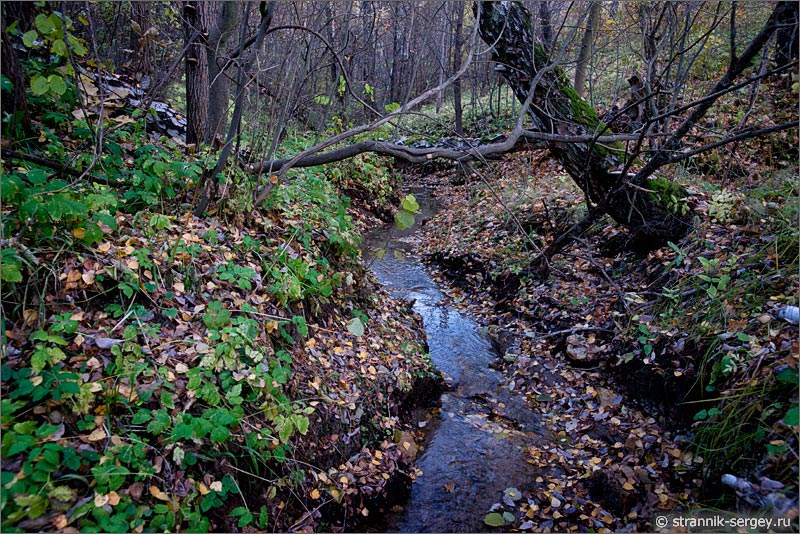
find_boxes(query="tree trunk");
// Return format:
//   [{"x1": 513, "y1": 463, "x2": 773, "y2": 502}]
[
  {"x1": 452, "y1": 1, "x2": 464, "y2": 135},
  {"x1": 206, "y1": 1, "x2": 240, "y2": 147},
  {"x1": 1, "y1": 3, "x2": 31, "y2": 139},
  {"x1": 476, "y1": 1, "x2": 692, "y2": 243},
  {"x1": 1, "y1": 26, "x2": 31, "y2": 138},
  {"x1": 774, "y1": 1, "x2": 798, "y2": 69},
  {"x1": 129, "y1": 2, "x2": 153, "y2": 86},
  {"x1": 183, "y1": 1, "x2": 209, "y2": 147},
  {"x1": 537, "y1": 1, "x2": 554, "y2": 52},
  {"x1": 574, "y1": 2, "x2": 601, "y2": 99}
]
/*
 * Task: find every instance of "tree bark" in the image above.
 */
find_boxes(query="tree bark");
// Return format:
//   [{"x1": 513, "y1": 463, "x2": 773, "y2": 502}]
[
  {"x1": 183, "y1": 1, "x2": 209, "y2": 147},
  {"x1": 537, "y1": 1, "x2": 554, "y2": 53},
  {"x1": 574, "y1": 2, "x2": 601, "y2": 99},
  {"x1": 774, "y1": 1, "x2": 798, "y2": 70},
  {"x1": 206, "y1": 1, "x2": 240, "y2": 146},
  {"x1": 1, "y1": 19, "x2": 31, "y2": 138}
]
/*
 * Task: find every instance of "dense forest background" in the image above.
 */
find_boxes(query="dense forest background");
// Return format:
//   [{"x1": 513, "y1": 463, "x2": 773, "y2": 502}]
[{"x1": 1, "y1": 1, "x2": 798, "y2": 532}]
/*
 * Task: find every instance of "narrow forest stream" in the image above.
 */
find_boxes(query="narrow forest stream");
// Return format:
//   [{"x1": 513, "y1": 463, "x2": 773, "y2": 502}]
[{"x1": 363, "y1": 187, "x2": 549, "y2": 532}]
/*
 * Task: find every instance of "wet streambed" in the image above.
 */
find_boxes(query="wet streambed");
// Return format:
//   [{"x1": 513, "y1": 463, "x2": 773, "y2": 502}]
[{"x1": 363, "y1": 188, "x2": 544, "y2": 532}]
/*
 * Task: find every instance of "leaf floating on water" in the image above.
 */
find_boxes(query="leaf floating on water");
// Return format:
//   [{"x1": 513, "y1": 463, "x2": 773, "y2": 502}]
[
  {"x1": 394, "y1": 210, "x2": 415, "y2": 230},
  {"x1": 484, "y1": 512, "x2": 505, "y2": 527},
  {"x1": 504, "y1": 487, "x2": 522, "y2": 501},
  {"x1": 443, "y1": 482, "x2": 455, "y2": 493},
  {"x1": 401, "y1": 194, "x2": 420, "y2": 213}
]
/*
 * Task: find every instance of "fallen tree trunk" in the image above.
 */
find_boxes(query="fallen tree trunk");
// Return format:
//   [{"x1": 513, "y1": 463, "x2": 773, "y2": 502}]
[
  {"x1": 475, "y1": 1, "x2": 794, "y2": 245},
  {"x1": 475, "y1": 1, "x2": 693, "y2": 243}
]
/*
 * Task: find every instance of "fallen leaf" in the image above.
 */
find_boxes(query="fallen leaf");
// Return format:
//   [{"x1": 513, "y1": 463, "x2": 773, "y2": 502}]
[
  {"x1": 87, "y1": 427, "x2": 107, "y2": 442},
  {"x1": 149, "y1": 485, "x2": 169, "y2": 501}
]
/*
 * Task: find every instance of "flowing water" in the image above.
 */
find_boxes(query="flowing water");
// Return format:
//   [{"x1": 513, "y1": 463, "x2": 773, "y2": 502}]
[{"x1": 363, "y1": 187, "x2": 544, "y2": 532}]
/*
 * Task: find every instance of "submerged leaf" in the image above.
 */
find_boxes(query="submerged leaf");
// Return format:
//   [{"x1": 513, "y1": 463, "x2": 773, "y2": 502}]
[{"x1": 484, "y1": 512, "x2": 505, "y2": 527}]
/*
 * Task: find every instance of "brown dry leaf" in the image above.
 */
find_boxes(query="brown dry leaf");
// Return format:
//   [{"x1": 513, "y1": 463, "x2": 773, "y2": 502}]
[
  {"x1": 149, "y1": 485, "x2": 169, "y2": 501},
  {"x1": 87, "y1": 427, "x2": 107, "y2": 442},
  {"x1": 128, "y1": 482, "x2": 144, "y2": 501},
  {"x1": 107, "y1": 491, "x2": 120, "y2": 506},
  {"x1": 443, "y1": 482, "x2": 455, "y2": 493},
  {"x1": 209, "y1": 480, "x2": 223, "y2": 492}
]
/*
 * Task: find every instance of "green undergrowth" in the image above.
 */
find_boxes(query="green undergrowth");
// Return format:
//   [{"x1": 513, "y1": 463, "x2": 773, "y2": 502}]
[
  {"x1": 1, "y1": 38, "x2": 434, "y2": 531},
  {"x1": 624, "y1": 168, "x2": 799, "y2": 497}
]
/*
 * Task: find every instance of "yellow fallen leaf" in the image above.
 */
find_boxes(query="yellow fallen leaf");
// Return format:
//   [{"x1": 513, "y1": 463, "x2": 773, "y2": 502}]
[
  {"x1": 310, "y1": 488, "x2": 321, "y2": 500},
  {"x1": 87, "y1": 427, "x2": 107, "y2": 442},
  {"x1": 197, "y1": 482, "x2": 210, "y2": 495},
  {"x1": 73, "y1": 228, "x2": 86, "y2": 239},
  {"x1": 94, "y1": 492, "x2": 109, "y2": 507},
  {"x1": 623, "y1": 482, "x2": 635, "y2": 491},
  {"x1": 149, "y1": 485, "x2": 169, "y2": 501}
]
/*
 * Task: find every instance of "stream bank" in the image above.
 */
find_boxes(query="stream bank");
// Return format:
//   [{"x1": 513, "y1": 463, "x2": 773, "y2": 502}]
[
  {"x1": 390, "y1": 153, "x2": 798, "y2": 531},
  {"x1": 355, "y1": 177, "x2": 697, "y2": 532}
]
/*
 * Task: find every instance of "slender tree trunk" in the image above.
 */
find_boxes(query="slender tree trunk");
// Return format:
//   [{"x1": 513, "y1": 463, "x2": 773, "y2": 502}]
[
  {"x1": 537, "y1": 1, "x2": 554, "y2": 52},
  {"x1": 574, "y1": 2, "x2": 601, "y2": 99},
  {"x1": 390, "y1": 3, "x2": 403, "y2": 103},
  {"x1": 774, "y1": 1, "x2": 798, "y2": 69},
  {"x1": 452, "y1": 1, "x2": 464, "y2": 135},
  {"x1": 1, "y1": 24, "x2": 31, "y2": 138},
  {"x1": 436, "y1": 20, "x2": 446, "y2": 112},
  {"x1": 183, "y1": 1, "x2": 209, "y2": 147},
  {"x1": 206, "y1": 1, "x2": 240, "y2": 147},
  {"x1": 129, "y1": 2, "x2": 153, "y2": 86}
]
